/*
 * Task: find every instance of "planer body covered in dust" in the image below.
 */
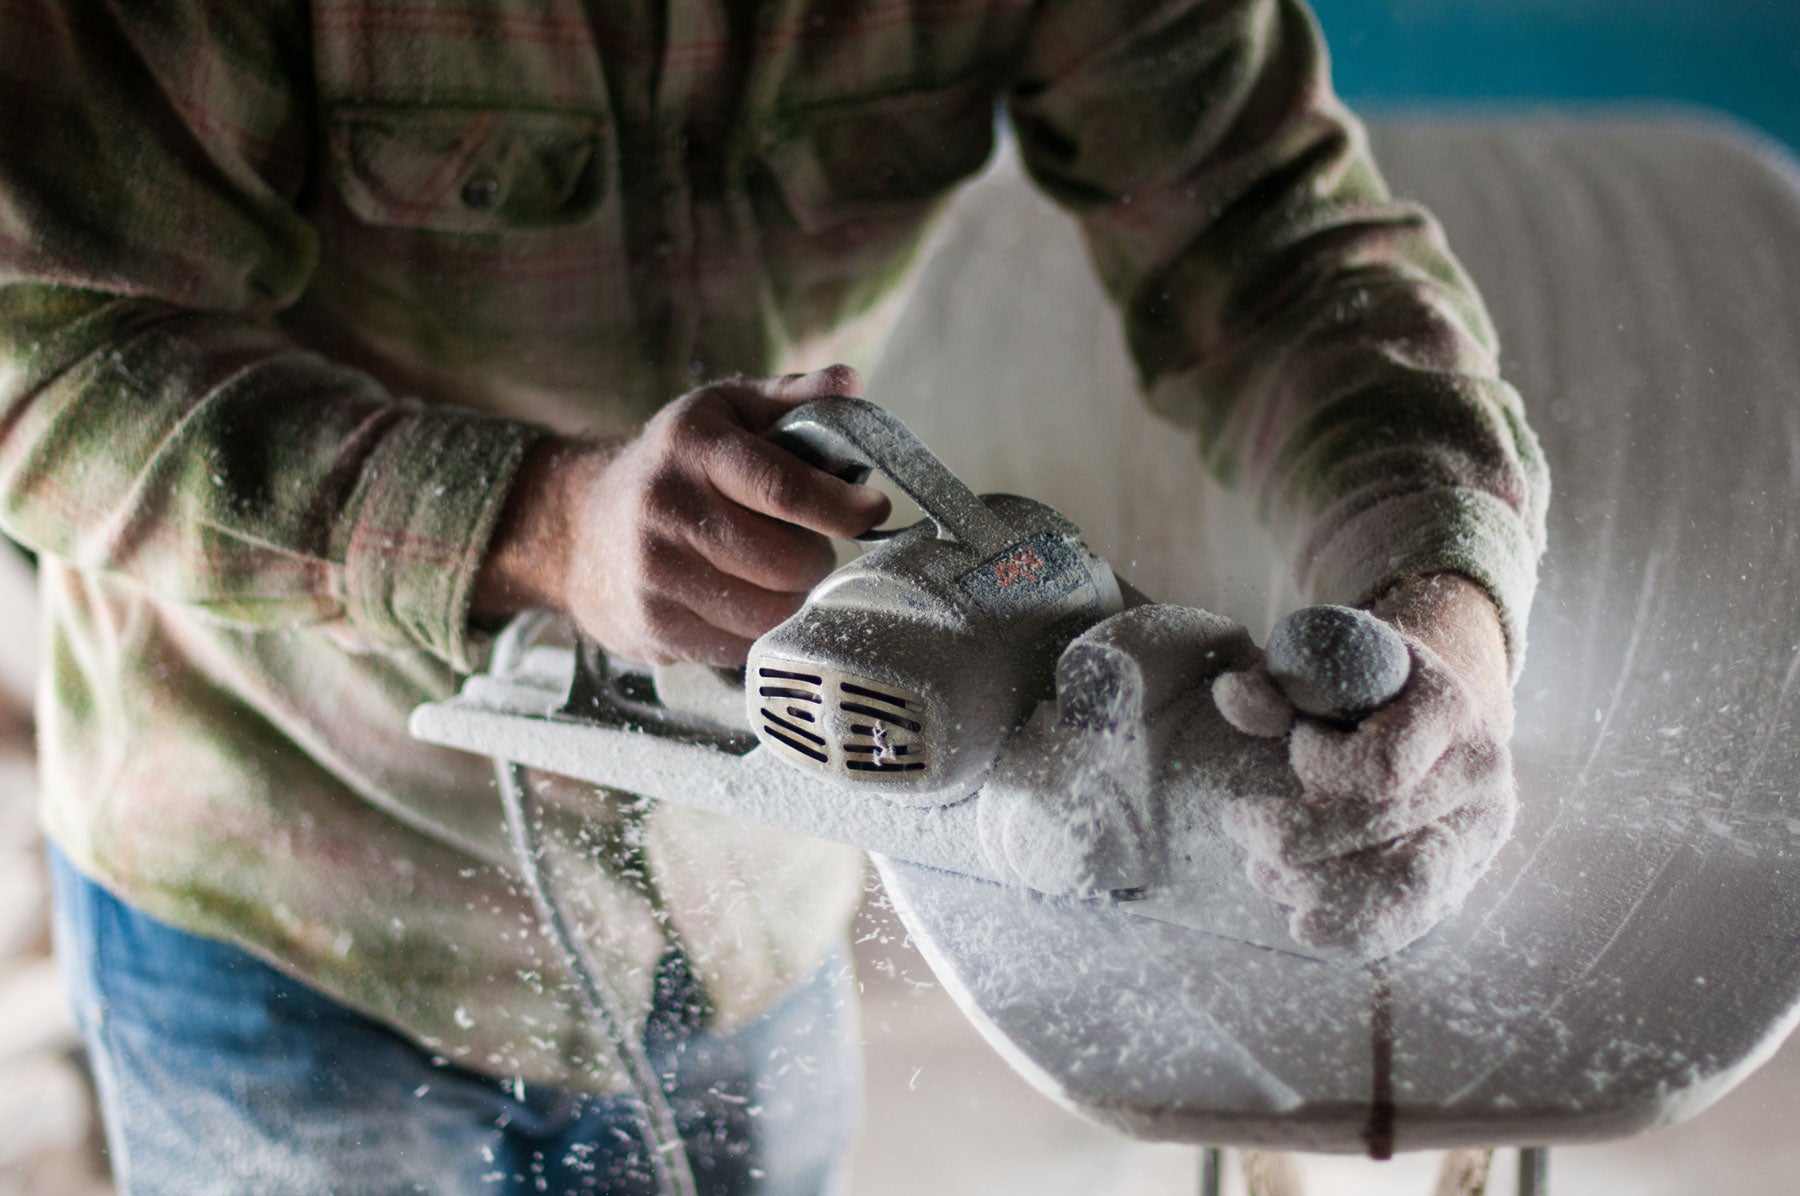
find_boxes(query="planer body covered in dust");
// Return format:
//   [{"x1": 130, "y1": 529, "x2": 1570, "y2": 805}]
[
  {"x1": 747, "y1": 490, "x2": 1120, "y2": 803},
  {"x1": 744, "y1": 397, "x2": 1122, "y2": 802}
]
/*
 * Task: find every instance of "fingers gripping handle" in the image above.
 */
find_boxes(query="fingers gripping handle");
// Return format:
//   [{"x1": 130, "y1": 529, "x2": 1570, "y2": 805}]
[
  {"x1": 766, "y1": 398, "x2": 1012, "y2": 554},
  {"x1": 1265, "y1": 606, "x2": 1412, "y2": 723}
]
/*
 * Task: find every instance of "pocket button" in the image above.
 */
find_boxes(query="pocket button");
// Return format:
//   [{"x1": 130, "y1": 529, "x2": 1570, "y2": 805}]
[{"x1": 460, "y1": 176, "x2": 501, "y2": 209}]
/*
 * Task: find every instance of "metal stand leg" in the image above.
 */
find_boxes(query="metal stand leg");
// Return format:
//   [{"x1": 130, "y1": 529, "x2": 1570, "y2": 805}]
[
  {"x1": 1200, "y1": 1147, "x2": 1222, "y2": 1196},
  {"x1": 1517, "y1": 1147, "x2": 1548, "y2": 1196}
]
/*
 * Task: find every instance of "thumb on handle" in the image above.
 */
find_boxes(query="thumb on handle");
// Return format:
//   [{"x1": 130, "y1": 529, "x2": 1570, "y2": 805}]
[{"x1": 763, "y1": 397, "x2": 1009, "y2": 551}]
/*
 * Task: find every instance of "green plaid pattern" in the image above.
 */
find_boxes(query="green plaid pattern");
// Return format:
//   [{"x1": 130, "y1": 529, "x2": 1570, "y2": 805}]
[{"x1": 0, "y1": 0, "x2": 1546, "y2": 1089}]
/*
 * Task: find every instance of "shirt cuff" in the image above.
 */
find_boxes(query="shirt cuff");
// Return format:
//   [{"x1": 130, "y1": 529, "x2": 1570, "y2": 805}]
[
  {"x1": 1299, "y1": 487, "x2": 1542, "y2": 679},
  {"x1": 337, "y1": 404, "x2": 546, "y2": 672}
]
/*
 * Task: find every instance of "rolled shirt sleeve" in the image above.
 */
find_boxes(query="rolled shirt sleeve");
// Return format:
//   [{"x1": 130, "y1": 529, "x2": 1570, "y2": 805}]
[
  {"x1": 0, "y1": 0, "x2": 543, "y2": 670},
  {"x1": 1008, "y1": 0, "x2": 1550, "y2": 665}
]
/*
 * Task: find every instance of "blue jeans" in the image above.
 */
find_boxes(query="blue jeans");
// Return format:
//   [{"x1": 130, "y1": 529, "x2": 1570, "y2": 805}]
[{"x1": 50, "y1": 848, "x2": 861, "y2": 1195}]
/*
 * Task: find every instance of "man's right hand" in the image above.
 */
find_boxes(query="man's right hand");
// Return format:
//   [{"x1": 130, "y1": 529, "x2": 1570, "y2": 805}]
[{"x1": 475, "y1": 366, "x2": 890, "y2": 666}]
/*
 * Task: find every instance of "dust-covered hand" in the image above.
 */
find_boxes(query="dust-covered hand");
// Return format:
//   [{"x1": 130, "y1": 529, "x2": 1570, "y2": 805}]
[
  {"x1": 475, "y1": 366, "x2": 890, "y2": 665},
  {"x1": 1215, "y1": 575, "x2": 1517, "y2": 960}
]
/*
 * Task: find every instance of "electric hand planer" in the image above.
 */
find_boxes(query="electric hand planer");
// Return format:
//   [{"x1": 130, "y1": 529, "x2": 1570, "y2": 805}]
[
  {"x1": 747, "y1": 398, "x2": 1123, "y2": 801},
  {"x1": 409, "y1": 397, "x2": 1404, "y2": 954}
]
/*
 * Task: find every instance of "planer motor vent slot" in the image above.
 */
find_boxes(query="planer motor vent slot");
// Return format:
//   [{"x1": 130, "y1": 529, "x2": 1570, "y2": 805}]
[{"x1": 752, "y1": 665, "x2": 929, "y2": 779}]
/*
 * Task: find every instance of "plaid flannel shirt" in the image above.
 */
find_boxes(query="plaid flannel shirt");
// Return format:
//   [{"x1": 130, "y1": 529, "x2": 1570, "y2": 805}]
[{"x1": 0, "y1": 0, "x2": 1547, "y2": 1089}]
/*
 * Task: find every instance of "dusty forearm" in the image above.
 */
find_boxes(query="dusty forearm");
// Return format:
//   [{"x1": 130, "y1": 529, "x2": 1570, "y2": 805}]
[
  {"x1": 472, "y1": 436, "x2": 612, "y2": 619},
  {"x1": 1368, "y1": 572, "x2": 1513, "y2": 733}
]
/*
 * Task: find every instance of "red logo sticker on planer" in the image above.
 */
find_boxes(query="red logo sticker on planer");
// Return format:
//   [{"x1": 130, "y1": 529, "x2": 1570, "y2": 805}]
[{"x1": 957, "y1": 531, "x2": 1095, "y2": 636}]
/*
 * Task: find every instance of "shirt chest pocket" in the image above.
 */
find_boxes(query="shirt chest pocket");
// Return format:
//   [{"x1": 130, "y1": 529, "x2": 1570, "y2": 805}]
[{"x1": 328, "y1": 105, "x2": 610, "y2": 232}]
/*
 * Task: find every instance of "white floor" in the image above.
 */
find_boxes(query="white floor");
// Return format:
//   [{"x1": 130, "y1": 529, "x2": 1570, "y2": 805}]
[{"x1": 848, "y1": 891, "x2": 1800, "y2": 1196}]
